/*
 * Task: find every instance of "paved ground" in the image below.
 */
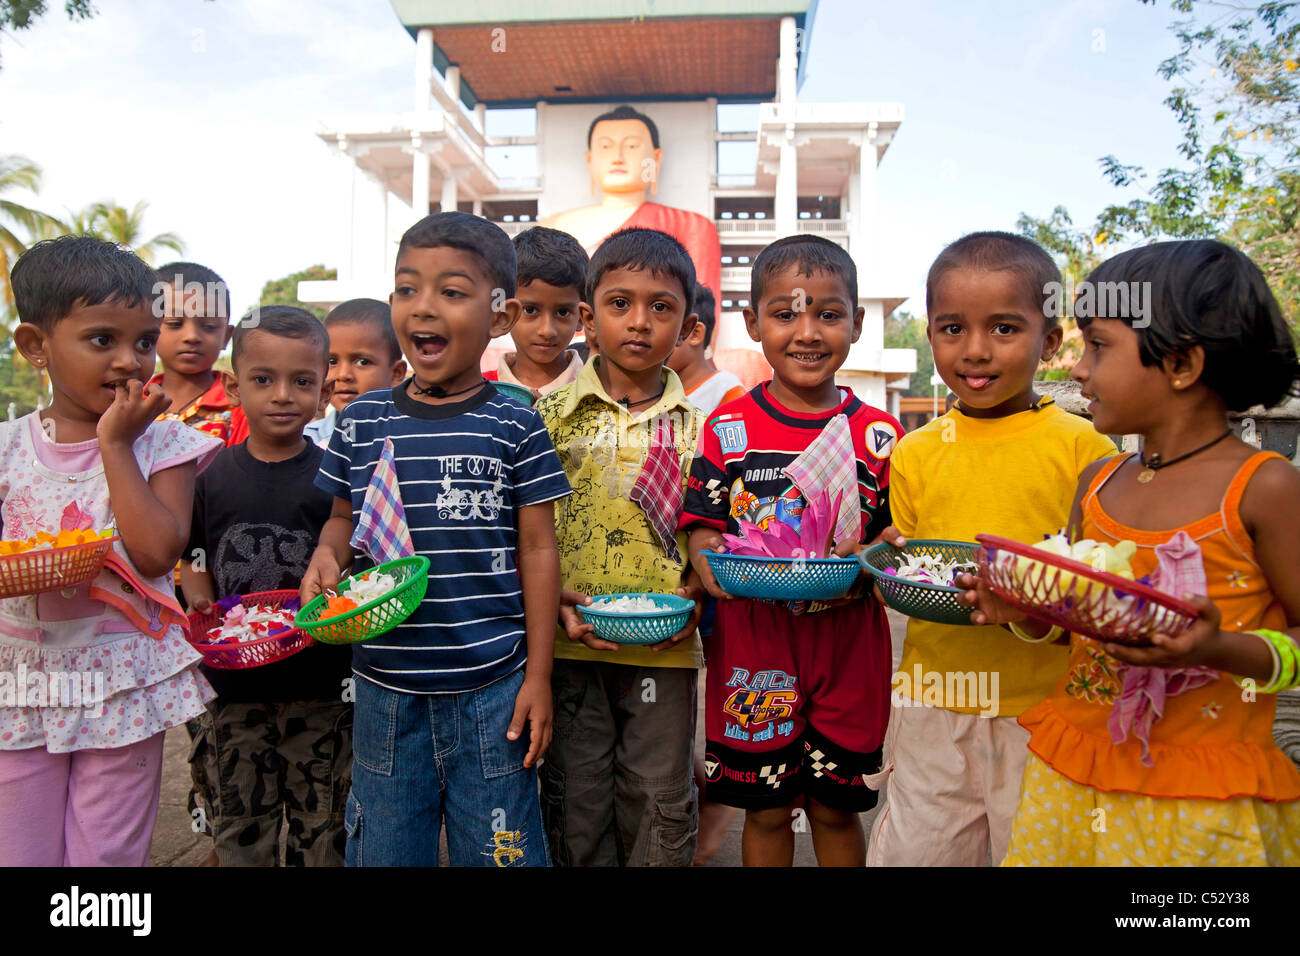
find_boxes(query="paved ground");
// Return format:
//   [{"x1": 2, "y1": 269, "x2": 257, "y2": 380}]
[{"x1": 149, "y1": 610, "x2": 908, "y2": 867}]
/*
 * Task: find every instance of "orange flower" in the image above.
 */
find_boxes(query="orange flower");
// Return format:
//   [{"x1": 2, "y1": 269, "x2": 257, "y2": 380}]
[{"x1": 323, "y1": 595, "x2": 358, "y2": 618}]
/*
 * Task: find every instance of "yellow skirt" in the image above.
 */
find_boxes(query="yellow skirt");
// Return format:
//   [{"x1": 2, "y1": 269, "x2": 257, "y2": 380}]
[{"x1": 1002, "y1": 755, "x2": 1300, "y2": 866}]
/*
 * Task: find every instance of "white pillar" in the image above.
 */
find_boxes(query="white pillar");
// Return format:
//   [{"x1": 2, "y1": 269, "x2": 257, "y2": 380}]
[
  {"x1": 340, "y1": 139, "x2": 356, "y2": 282},
  {"x1": 445, "y1": 65, "x2": 461, "y2": 114},
  {"x1": 852, "y1": 133, "x2": 878, "y2": 294},
  {"x1": 376, "y1": 173, "x2": 390, "y2": 270},
  {"x1": 415, "y1": 28, "x2": 433, "y2": 112},
  {"x1": 775, "y1": 133, "x2": 797, "y2": 236},
  {"x1": 472, "y1": 198, "x2": 483, "y2": 216},
  {"x1": 441, "y1": 171, "x2": 458, "y2": 213},
  {"x1": 474, "y1": 102, "x2": 486, "y2": 133},
  {"x1": 411, "y1": 140, "x2": 430, "y2": 223},
  {"x1": 777, "y1": 16, "x2": 797, "y2": 108}
]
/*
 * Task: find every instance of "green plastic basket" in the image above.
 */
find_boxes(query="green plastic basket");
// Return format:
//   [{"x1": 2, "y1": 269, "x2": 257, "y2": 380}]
[
  {"x1": 294, "y1": 556, "x2": 430, "y2": 644},
  {"x1": 578, "y1": 592, "x2": 694, "y2": 645},
  {"x1": 860, "y1": 539, "x2": 979, "y2": 626},
  {"x1": 492, "y1": 381, "x2": 535, "y2": 406}
]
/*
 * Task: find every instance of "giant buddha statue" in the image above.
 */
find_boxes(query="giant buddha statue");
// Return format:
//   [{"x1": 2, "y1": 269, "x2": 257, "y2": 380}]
[{"x1": 539, "y1": 104, "x2": 721, "y2": 312}]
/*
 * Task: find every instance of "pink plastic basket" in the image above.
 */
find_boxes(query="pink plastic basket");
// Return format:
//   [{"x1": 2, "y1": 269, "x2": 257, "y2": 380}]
[
  {"x1": 975, "y1": 534, "x2": 1199, "y2": 646},
  {"x1": 187, "y1": 590, "x2": 313, "y2": 670}
]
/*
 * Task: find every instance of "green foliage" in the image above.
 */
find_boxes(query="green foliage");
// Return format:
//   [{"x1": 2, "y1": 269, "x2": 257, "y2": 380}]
[
  {"x1": 41, "y1": 200, "x2": 184, "y2": 265},
  {"x1": 0, "y1": 335, "x2": 46, "y2": 416},
  {"x1": 0, "y1": 1, "x2": 95, "y2": 68},
  {"x1": 883, "y1": 310, "x2": 935, "y2": 397},
  {"x1": 1021, "y1": 1, "x2": 1300, "y2": 326},
  {"x1": 258, "y1": 265, "x2": 337, "y2": 320}
]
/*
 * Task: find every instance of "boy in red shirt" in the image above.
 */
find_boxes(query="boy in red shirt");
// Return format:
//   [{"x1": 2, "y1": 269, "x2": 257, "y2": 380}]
[
  {"x1": 151, "y1": 261, "x2": 247, "y2": 444},
  {"x1": 682, "y1": 235, "x2": 901, "y2": 866}
]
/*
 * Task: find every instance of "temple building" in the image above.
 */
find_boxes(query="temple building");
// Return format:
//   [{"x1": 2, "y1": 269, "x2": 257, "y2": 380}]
[{"x1": 300, "y1": 0, "x2": 917, "y2": 412}]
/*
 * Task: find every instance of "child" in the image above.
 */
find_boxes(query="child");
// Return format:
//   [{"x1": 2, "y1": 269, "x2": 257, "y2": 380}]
[
  {"x1": 484, "y1": 226, "x2": 587, "y2": 399},
  {"x1": 682, "y1": 234, "x2": 902, "y2": 866},
  {"x1": 181, "y1": 306, "x2": 354, "y2": 867},
  {"x1": 306, "y1": 298, "x2": 406, "y2": 447},
  {"x1": 300, "y1": 212, "x2": 570, "y2": 867},
  {"x1": 151, "y1": 260, "x2": 248, "y2": 445},
  {"x1": 963, "y1": 239, "x2": 1300, "y2": 866},
  {"x1": 668, "y1": 282, "x2": 745, "y2": 416},
  {"x1": 0, "y1": 236, "x2": 221, "y2": 866},
  {"x1": 867, "y1": 232, "x2": 1117, "y2": 867},
  {"x1": 537, "y1": 227, "x2": 706, "y2": 867}
]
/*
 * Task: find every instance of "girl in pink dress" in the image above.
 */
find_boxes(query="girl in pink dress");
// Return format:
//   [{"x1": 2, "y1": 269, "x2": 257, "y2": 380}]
[{"x1": 0, "y1": 236, "x2": 222, "y2": 866}]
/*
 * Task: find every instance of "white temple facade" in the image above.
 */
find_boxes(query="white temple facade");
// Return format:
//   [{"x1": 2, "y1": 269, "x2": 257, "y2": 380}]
[{"x1": 300, "y1": 3, "x2": 915, "y2": 413}]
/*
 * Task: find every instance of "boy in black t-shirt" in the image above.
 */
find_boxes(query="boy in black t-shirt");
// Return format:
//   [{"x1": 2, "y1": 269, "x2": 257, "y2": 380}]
[{"x1": 181, "y1": 306, "x2": 353, "y2": 867}]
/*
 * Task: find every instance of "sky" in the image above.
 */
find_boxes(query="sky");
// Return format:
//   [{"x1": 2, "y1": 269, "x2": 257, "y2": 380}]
[{"x1": 0, "y1": 0, "x2": 1196, "y2": 315}]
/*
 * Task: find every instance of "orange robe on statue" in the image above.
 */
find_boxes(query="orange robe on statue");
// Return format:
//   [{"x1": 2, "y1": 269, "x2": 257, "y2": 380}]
[{"x1": 602, "y1": 202, "x2": 721, "y2": 314}]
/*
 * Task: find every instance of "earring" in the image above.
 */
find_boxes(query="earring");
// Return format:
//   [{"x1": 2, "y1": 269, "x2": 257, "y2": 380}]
[{"x1": 1174, "y1": 379, "x2": 1182, "y2": 387}]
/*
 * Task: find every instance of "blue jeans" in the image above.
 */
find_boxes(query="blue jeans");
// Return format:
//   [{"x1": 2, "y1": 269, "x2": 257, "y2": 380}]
[{"x1": 345, "y1": 669, "x2": 548, "y2": 867}]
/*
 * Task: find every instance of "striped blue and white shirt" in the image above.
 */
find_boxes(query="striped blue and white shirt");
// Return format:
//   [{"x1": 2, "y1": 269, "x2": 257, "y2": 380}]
[{"x1": 316, "y1": 380, "x2": 571, "y2": 694}]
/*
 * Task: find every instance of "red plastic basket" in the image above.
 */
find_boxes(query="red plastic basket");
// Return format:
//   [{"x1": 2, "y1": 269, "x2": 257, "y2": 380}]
[
  {"x1": 974, "y1": 533, "x2": 1199, "y2": 646},
  {"x1": 187, "y1": 590, "x2": 313, "y2": 670},
  {"x1": 0, "y1": 535, "x2": 119, "y2": 599}
]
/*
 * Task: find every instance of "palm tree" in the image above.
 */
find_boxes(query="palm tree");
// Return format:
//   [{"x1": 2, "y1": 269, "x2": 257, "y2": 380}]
[
  {"x1": 0, "y1": 155, "x2": 60, "y2": 320},
  {"x1": 84, "y1": 201, "x2": 184, "y2": 265}
]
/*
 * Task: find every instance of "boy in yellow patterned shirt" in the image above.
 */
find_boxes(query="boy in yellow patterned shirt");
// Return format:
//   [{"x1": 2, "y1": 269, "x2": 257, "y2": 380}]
[{"x1": 535, "y1": 228, "x2": 705, "y2": 866}]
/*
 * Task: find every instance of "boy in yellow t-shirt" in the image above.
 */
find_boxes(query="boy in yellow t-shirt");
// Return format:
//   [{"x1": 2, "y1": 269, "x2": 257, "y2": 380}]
[
  {"x1": 868, "y1": 232, "x2": 1116, "y2": 867},
  {"x1": 535, "y1": 227, "x2": 705, "y2": 867}
]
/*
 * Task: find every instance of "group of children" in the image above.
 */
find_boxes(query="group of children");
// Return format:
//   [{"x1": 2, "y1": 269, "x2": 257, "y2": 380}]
[{"x1": 0, "y1": 207, "x2": 1298, "y2": 868}]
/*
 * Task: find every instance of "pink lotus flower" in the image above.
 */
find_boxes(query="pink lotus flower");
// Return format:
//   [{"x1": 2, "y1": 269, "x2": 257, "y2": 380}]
[{"x1": 720, "y1": 489, "x2": 845, "y2": 559}]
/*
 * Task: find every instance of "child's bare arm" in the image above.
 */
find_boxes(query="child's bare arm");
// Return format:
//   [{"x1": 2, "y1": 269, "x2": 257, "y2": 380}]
[
  {"x1": 512, "y1": 500, "x2": 559, "y2": 765},
  {"x1": 687, "y1": 524, "x2": 731, "y2": 600},
  {"x1": 179, "y1": 562, "x2": 216, "y2": 614},
  {"x1": 299, "y1": 496, "x2": 354, "y2": 604},
  {"x1": 1106, "y1": 457, "x2": 1300, "y2": 677}
]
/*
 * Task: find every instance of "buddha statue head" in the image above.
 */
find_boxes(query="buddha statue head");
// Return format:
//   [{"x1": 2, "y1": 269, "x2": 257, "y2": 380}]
[{"x1": 586, "y1": 104, "x2": 662, "y2": 198}]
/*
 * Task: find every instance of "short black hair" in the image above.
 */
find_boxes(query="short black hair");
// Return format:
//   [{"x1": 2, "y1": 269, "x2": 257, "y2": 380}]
[
  {"x1": 324, "y1": 298, "x2": 401, "y2": 364},
  {"x1": 925, "y1": 231, "x2": 1062, "y2": 327},
  {"x1": 231, "y1": 305, "x2": 329, "y2": 372},
  {"x1": 750, "y1": 234, "x2": 857, "y2": 307},
  {"x1": 11, "y1": 235, "x2": 157, "y2": 331},
  {"x1": 693, "y1": 283, "x2": 717, "y2": 347},
  {"x1": 154, "y1": 260, "x2": 232, "y2": 321},
  {"x1": 397, "y1": 212, "x2": 516, "y2": 299},
  {"x1": 587, "y1": 104, "x2": 659, "y2": 149},
  {"x1": 514, "y1": 227, "x2": 588, "y2": 293},
  {"x1": 1075, "y1": 240, "x2": 1299, "y2": 412},
  {"x1": 585, "y1": 227, "x2": 695, "y2": 306}
]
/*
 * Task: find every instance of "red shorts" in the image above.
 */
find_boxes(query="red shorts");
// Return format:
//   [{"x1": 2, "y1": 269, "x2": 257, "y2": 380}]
[{"x1": 703, "y1": 598, "x2": 892, "y2": 812}]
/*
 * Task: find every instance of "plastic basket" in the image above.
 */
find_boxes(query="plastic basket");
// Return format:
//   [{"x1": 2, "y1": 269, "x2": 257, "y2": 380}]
[
  {"x1": 187, "y1": 590, "x2": 312, "y2": 670},
  {"x1": 294, "y1": 556, "x2": 430, "y2": 644},
  {"x1": 492, "y1": 381, "x2": 535, "y2": 406},
  {"x1": 579, "y1": 592, "x2": 695, "y2": 645},
  {"x1": 0, "y1": 535, "x2": 119, "y2": 599},
  {"x1": 704, "y1": 551, "x2": 860, "y2": 602},
  {"x1": 860, "y1": 539, "x2": 979, "y2": 626},
  {"x1": 974, "y1": 534, "x2": 1199, "y2": 646}
]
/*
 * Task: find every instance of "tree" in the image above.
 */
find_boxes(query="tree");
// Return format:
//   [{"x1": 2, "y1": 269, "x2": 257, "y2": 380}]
[
  {"x1": 883, "y1": 310, "x2": 935, "y2": 397},
  {"x1": 259, "y1": 265, "x2": 338, "y2": 319},
  {"x1": 0, "y1": 154, "x2": 59, "y2": 321},
  {"x1": 43, "y1": 200, "x2": 184, "y2": 265},
  {"x1": 0, "y1": 1, "x2": 95, "y2": 69},
  {"x1": 1022, "y1": 1, "x2": 1300, "y2": 325}
]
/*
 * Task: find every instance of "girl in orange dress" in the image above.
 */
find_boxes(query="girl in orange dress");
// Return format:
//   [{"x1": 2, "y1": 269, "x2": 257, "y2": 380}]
[{"x1": 963, "y1": 239, "x2": 1300, "y2": 865}]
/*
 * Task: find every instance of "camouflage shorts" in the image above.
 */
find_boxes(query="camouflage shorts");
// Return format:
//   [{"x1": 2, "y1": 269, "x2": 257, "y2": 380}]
[{"x1": 188, "y1": 699, "x2": 353, "y2": 867}]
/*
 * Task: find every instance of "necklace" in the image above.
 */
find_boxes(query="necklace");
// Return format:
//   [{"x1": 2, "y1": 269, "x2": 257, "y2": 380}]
[
  {"x1": 1136, "y1": 428, "x2": 1233, "y2": 483},
  {"x1": 617, "y1": 387, "x2": 665, "y2": 410},
  {"x1": 410, "y1": 377, "x2": 486, "y2": 399}
]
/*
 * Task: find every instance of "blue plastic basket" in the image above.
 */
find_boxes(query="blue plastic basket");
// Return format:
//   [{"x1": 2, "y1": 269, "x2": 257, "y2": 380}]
[
  {"x1": 704, "y1": 551, "x2": 860, "y2": 602},
  {"x1": 492, "y1": 381, "x2": 535, "y2": 406},
  {"x1": 578, "y1": 592, "x2": 694, "y2": 645}
]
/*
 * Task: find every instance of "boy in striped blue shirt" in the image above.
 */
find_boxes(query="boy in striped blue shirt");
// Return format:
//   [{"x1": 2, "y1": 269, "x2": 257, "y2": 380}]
[{"x1": 302, "y1": 212, "x2": 571, "y2": 867}]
